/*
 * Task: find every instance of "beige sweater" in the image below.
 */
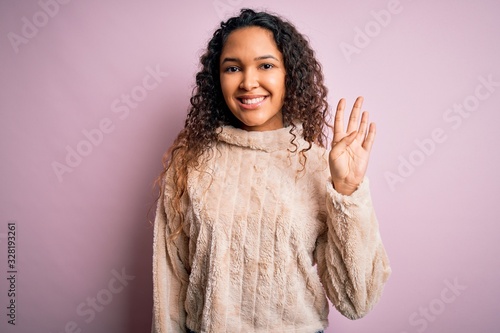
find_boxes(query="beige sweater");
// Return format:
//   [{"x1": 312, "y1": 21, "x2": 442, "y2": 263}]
[{"x1": 152, "y1": 124, "x2": 391, "y2": 333}]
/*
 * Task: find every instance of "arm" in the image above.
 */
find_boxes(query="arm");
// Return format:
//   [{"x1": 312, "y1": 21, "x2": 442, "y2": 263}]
[
  {"x1": 152, "y1": 172, "x2": 190, "y2": 333},
  {"x1": 315, "y1": 177, "x2": 391, "y2": 319},
  {"x1": 317, "y1": 97, "x2": 390, "y2": 318}
]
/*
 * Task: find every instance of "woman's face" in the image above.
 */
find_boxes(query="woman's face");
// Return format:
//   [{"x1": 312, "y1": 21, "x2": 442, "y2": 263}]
[{"x1": 219, "y1": 26, "x2": 286, "y2": 132}]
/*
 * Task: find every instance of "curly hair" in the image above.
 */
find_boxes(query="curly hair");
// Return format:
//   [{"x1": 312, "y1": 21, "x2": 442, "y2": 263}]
[{"x1": 154, "y1": 8, "x2": 330, "y2": 239}]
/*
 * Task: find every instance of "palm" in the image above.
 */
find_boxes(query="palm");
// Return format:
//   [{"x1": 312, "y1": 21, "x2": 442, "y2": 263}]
[{"x1": 329, "y1": 96, "x2": 376, "y2": 195}]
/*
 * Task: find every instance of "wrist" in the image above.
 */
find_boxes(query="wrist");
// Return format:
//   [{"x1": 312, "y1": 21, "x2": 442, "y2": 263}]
[{"x1": 331, "y1": 180, "x2": 359, "y2": 196}]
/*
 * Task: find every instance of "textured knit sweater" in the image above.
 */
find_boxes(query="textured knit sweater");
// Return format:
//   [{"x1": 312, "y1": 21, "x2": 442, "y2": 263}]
[{"x1": 152, "y1": 124, "x2": 391, "y2": 333}]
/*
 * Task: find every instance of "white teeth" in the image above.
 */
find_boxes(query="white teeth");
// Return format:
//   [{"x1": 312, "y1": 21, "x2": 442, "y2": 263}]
[{"x1": 241, "y1": 97, "x2": 265, "y2": 104}]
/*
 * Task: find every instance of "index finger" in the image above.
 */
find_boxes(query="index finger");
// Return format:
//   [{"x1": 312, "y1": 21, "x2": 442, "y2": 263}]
[{"x1": 333, "y1": 98, "x2": 346, "y2": 137}]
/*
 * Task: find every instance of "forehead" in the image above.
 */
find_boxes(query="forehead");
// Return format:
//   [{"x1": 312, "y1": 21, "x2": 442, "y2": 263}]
[{"x1": 221, "y1": 26, "x2": 281, "y2": 57}]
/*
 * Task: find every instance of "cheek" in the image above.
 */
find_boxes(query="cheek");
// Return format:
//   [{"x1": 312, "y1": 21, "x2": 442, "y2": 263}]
[
  {"x1": 268, "y1": 71, "x2": 285, "y2": 86},
  {"x1": 220, "y1": 76, "x2": 237, "y2": 98},
  {"x1": 268, "y1": 75, "x2": 286, "y2": 97},
  {"x1": 219, "y1": 81, "x2": 230, "y2": 101}
]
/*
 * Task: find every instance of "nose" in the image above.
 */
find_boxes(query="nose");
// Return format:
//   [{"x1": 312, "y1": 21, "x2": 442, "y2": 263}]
[{"x1": 239, "y1": 69, "x2": 259, "y2": 91}]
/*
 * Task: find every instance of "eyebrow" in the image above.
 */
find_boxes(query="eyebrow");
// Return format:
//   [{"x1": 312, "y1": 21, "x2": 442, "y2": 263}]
[{"x1": 221, "y1": 55, "x2": 280, "y2": 64}]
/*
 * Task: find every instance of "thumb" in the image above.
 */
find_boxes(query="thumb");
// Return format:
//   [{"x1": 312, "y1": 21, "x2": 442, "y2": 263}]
[
  {"x1": 330, "y1": 131, "x2": 357, "y2": 160},
  {"x1": 333, "y1": 131, "x2": 357, "y2": 149}
]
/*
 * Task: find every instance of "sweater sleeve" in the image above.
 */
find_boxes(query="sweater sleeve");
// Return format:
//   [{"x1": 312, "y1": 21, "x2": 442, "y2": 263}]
[
  {"x1": 152, "y1": 172, "x2": 190, "y2": 333},
  {"x1": 315, "y1": 177, "x2": 391, "y2": 320}
]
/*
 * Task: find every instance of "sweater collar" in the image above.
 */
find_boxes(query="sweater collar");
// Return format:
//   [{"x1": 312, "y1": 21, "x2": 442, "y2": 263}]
[{"x1": 217, "y1": 124, "x2": 302, "y2": 152}]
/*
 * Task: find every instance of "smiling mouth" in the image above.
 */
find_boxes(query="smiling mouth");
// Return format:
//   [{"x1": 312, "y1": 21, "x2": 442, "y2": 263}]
[{"x1": 238, "y1": 96, "x2": 266, "y2": 105}]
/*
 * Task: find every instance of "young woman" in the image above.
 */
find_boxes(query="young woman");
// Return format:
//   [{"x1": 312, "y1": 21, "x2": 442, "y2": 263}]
[{"x1": 152, "y1": 8, "x2": 391, "y2": 333}]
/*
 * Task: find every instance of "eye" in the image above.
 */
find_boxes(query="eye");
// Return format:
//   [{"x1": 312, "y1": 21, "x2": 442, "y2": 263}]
[
  {"x1": 224, "y1": 66, "x2": 240, "y2": 73},
  {"x1": 261, "y1": 63, "x2": 274, "y2": 70}
]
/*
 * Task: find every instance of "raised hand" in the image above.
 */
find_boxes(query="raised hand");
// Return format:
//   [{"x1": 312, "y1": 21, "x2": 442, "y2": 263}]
[{"x1": 329, "y1": 96, "x2": 376, "y2": 195}]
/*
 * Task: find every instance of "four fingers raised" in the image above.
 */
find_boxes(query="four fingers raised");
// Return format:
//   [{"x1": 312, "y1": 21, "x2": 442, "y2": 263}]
[{"x1": 333, "y1": 96, "x2": 376, "y2": 152}]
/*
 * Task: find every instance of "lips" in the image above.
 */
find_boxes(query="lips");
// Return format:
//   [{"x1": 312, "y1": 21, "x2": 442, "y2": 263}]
[
  {"x1": 236, "y1": 95, "x2": 267, "y2": 109},
  {"x1": 240, "y1": 96, "x2": 265, "y2": 104}
]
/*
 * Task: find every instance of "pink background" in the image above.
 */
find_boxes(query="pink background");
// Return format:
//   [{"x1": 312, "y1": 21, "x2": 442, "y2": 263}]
[{"x1": 1, "y1": 0, "x2": 499, "y2": 332}]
